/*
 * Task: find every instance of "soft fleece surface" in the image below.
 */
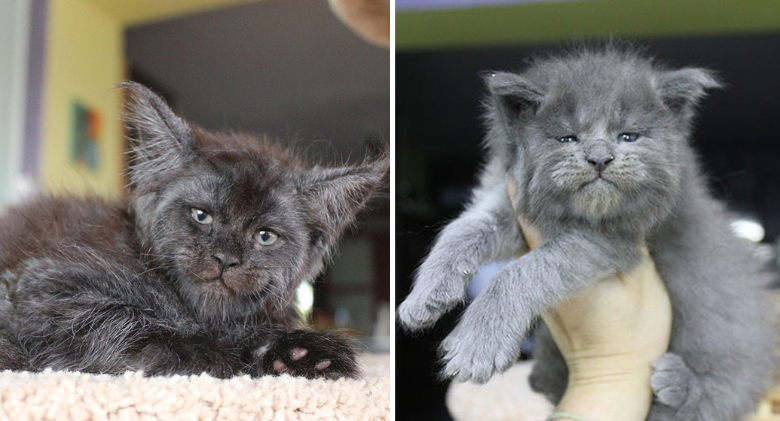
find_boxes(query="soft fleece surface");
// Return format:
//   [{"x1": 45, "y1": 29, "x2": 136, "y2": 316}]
[
  {"x1": 447, "y1": 361, "x2": 552, "y2": 421},
  {"x1": 0, "y1": 354, "x2": 389, "y2": 420},
  {"x1": 447, "y1": 361, "x2": 770, "y2": 420}
]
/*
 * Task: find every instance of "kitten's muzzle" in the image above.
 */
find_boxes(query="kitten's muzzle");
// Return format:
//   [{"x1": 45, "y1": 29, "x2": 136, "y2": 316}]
[
  {"x1": 212, "y1": 252, "x2": 242, "y2": 271},
  {"x1": 587, "y1": 154, "x2": 615, "y2": 174}
]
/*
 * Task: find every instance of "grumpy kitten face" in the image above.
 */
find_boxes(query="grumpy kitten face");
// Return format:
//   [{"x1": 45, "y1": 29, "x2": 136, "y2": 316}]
[
  {"x1": 121, "y1": 82, "x2": 387, "y2": 322},
  {"x1": 485, "y1": 48, "x2": 720, "y2": 226}
]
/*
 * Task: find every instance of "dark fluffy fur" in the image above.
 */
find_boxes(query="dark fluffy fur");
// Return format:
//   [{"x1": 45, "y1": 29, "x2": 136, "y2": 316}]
[
  {"x1": 0, "y1": 82, "x2": 387, "y2": 380},
  {"x1": 398, "y1": 47, "x2": 777, "y2": 420}
]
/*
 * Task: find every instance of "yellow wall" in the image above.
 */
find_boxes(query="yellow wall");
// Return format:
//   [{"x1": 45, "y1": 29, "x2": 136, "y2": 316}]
[
  {"x1": 87, "y1": 0, "x2": 258, "y2": 26},
  {"x1": 42, "y1": 0, "x2": 125, "y2": 198}
]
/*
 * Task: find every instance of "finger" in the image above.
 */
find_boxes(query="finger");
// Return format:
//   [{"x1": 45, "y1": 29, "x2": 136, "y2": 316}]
[{"x1": 518, "y1": 217, "x2": 544, "y2": 249}]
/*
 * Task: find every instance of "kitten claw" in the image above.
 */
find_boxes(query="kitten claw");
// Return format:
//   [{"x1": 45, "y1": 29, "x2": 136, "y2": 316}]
[
  {"x1": 291, "y1": 347, "x2": 308, "y2": 361},
  {"x1": 315, "y1": 360, "x2": 331, "y2": 371}
]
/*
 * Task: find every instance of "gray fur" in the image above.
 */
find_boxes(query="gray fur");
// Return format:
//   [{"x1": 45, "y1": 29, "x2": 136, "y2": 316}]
[
  {"x1": 0, "y1": 82, "x2": 387, "y2": 380},
  {"x1": 398, "y1": 47, "x2": 777, "y2": 420}
]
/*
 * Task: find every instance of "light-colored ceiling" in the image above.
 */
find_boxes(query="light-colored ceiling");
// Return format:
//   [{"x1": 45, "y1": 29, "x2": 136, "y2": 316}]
[{"x1": 124, "y1": 0, "x2": 389, "y2": 160}]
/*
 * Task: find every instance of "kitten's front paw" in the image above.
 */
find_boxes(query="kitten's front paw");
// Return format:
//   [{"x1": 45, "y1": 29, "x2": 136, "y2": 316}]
[
  {"x1": 440, "y1": 307, "x2": 523, "y2": 384},
  {"x1": 258, "y1": 330, "x2": 359, "y2": 380},
  {"x1": 651, "y1": 352, "x2": 698, "y2": 409},
  {"x1": 397, "y1": 292, "x2": 443, "y2": 331},
  {"x1": 398, "y1": 261, "x2": 472, "y2": 331}
]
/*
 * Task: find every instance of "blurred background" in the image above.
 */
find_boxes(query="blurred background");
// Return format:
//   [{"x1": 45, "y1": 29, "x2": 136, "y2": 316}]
[
  {"x1": 395, "y1": 0, "x2": 780, "y2": 419},
  {"x1": 0, "y1": 0, "x2": 389, "y2": 351}
]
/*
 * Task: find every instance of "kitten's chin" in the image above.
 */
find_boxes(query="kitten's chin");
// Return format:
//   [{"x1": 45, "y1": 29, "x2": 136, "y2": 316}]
[
  {"x1": 199, "y1": 279, "x2": 237, "y2": 296},
  {"x1": 194, "y1": 275, "x2": 268, "y2": 300},
  {"x1": 572, "y1": 180, "x2": 624, "y2": 219},
  {"x1": 179, "y1": 275, "x2": 272, "y2": 319},
  {"x1": 183, "y1": 264, "x2": 267, "y2": 297}
]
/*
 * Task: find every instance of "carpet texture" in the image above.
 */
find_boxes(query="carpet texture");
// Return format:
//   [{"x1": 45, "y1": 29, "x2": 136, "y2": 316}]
[{"x1": 0, "y1": 354, "x2": 389, "y2": 420}]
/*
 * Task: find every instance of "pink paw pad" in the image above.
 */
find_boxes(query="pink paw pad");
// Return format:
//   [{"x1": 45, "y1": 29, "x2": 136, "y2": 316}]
[
  {"x1": 291, "y1": 347, "x2": 308, "y2": 361},
  {"x1": 273, "y1": 360, "x2": 289, "y2": 373}
]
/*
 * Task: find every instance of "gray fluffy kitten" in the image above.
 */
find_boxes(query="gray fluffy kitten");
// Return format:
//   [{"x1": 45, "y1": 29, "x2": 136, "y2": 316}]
[{"x1": 398, "y1": 48, "x2": 777, "y2": 420}]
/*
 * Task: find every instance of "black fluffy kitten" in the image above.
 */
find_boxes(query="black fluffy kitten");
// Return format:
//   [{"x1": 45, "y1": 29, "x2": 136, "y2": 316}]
[{"x1": 0, "y1": 82, "x2": 388, "y2": 379}]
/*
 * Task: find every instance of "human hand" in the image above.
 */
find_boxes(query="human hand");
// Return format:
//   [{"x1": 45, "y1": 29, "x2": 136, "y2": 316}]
[
  {"x1": 328, "y1": 0, "x2": 390, "y2": 46},
  {"x1": 510, "y1": 182, "x2": 673, "y2": 421}
]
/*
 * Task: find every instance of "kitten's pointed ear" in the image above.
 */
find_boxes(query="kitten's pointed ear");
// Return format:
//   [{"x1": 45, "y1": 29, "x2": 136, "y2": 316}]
[
  {"x1": 298, "y1": 150, "x2": 389, "y2": 258},
  {"x1": 483, "y1": 71, "x2": 545, "y2": 126},
  {"x1": 655, "y1": 68, "x2": 722, "y2": 115},
  {"x1": 119, "y1": 81, "x2": 196, "y2": 190}
]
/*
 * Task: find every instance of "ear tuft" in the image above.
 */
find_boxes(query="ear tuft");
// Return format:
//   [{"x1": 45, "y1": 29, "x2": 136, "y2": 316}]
[
  {"x1": 483, "y1": 71, "x2": 545, "y2": 122},
  {"x1": 655, "y1": 68, "x2": 722, "y2": 114},
  {"x1": 118, "y1": 81, "x2": 196, "y2": 191},
  {"x1": 298, "y1": 148, "x2": 389, "y2": 262}
]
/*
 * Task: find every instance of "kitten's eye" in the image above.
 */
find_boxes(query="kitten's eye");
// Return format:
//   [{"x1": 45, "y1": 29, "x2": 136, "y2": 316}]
[
  {"x1": 256, "y1": 230, "x2": 278, "y2": 246},
  {"x1": 557, "y1": 135, "x2": 578, "y2": 143},
  {"x1": 191, "y1": 208, "x2": 213, "y2": 225},
  {"x1": 618, "y1": 133, "x2": 640, "y2": 142}
]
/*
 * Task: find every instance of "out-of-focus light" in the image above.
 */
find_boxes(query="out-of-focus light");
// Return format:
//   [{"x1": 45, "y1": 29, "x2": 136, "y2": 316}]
[
  {"x1": 731, "y1": 219, "x2": 765, "y2": 243},
  {"x1": 296, "y1": 282, "x2": 314, "y2": 318}
]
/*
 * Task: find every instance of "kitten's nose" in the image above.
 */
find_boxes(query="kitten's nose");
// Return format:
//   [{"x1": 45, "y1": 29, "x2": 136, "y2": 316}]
[
  {"x1": 212, "y1": 252, "x2": 241, "y2": 270},
  {"x1": 587, "y1": 155, "x2": 615, "y2": 173}
]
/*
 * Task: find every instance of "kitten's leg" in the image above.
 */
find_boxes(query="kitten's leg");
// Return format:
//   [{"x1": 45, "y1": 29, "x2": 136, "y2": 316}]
[
  {"x1": 133, "y1": 332, "x2": 239, "y2": 378},
  {"x1": 441, "y1": 232, "x2": 641, "y2": 383},
  {"x1": 529, "y1": 322, "x2": 568, "y2": 404},
  {"x1": 0, "y1": 329, "x2": 30, "y2": 371},
  {"x1": 245, "y1": 329, "x2": 360, "y2": 380},
  {"x1": 9, "y1": 260, "x2": 239, "y2": 378},
  {"x1": 646, "y1": 311, "x2": 776, "y2": 421},
  {"x1": 398, "y1": 167, "x2": 524, "y2": 331},
  {"x1": 645, "y1": 226, "x2": 778, "y2": 421},
  {"x1": 648, "y1": 350, "x2": 754, "y2": 421},
  {"x1": 0, "y1": 276, "x2": 31, "y2": 371}
]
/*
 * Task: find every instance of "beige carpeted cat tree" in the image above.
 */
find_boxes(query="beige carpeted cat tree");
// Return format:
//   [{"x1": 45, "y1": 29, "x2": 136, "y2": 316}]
[{"x1": 0, "y1": 354, "x2": 389, "y2": 420}]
